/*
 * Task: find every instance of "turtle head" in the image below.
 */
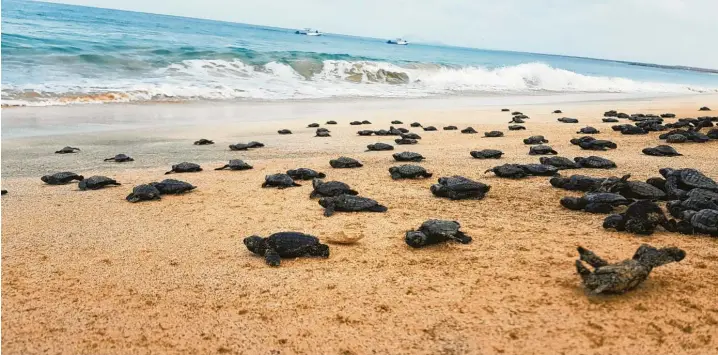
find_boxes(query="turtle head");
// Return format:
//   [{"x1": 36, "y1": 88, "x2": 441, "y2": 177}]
[
  {"x1": 633, "y1": 244, "x2": 686, "y2": 268},
  {"x1": 41, "y1": 175, "x2": 50, "y2": 183},
  {"x1": 405, "y1": 231, "x2": 428, "y2": 248},
  {"x1": 549, "y1": 175, "x2": 567, "y2": 188},
  {"x1": 658, "y1": 168, "x2": 674, "y2": 178},
  {"x1": 243, "y1": 236, "x2": 267, "y2": 255},
  {"x1": 602, "y1": 214, "x2": 625, "y2": 230},
  {"x1": 312, "y1": 178, "x2": 323, "y2": 189},
  {"x1": 560, "y1": 196, "x2": 587, "y2": 210}
]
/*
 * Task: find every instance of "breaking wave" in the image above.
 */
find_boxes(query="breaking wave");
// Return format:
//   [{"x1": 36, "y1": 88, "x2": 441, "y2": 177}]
[{"x1": 3, "y1": 60, "x2": 716, "y2": 107}]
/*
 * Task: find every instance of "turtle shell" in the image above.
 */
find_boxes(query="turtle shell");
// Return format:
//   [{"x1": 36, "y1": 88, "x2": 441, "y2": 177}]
[
  {"x1": 470, "y1": 149, "x2": 503, "y2": 159},
  {"x1": 393, "y1": 152, "x2": 425, "y2": 162},
  {"x1": 689, "y1": 209, "x2": 718, "y2": 235},
  {"x1": 266, "y1": 232, "x2": 322, "y2": 257},
  {"x1": 679, "y1": 169, "x2": 718, "y2": 190},
  {"x1": 539, "y1": 156, "x2": 579, "y2": 169}
]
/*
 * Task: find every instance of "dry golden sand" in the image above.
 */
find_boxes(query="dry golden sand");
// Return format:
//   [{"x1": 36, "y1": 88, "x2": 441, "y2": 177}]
[{"x1": 2, "y1": 96, "x2": 718, "y2": 354}]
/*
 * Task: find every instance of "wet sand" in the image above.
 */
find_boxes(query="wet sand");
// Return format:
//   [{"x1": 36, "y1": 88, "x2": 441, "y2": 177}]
[{"x1": 2, "y1": 95, "x2": 718, "y2": 354}]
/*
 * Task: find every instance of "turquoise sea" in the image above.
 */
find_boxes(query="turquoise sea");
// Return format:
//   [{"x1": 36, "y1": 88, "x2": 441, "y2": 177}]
[{"x1": 3, "y1": 0, "x2": 718, "y2": 106}]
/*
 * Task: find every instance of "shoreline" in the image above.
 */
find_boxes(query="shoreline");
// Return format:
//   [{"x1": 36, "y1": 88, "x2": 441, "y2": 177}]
[
  {"x1": 2, "y1": 92, "x2": 713, "y2": 139},
  {"x1": 2, "y1": 94, "x2": 718, "y2": 354}
]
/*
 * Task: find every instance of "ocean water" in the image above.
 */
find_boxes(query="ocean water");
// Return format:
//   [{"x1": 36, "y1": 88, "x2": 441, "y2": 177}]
[{"x1": 3, "y1": 0, "x2": 718, "y2": 107}]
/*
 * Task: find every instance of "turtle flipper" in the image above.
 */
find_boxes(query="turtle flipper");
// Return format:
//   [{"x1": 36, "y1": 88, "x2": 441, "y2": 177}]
[
  {"x1": 368, "y1": 204, "x2": 388, "y2": 213},
  {"x1": 214, "y1": 165, "x2": 229, "y2": 170},
  {"x1": 450, "y1": 231, "x2": 472, "y2": 244},
  {"x1": 104, "y1": 157, "x2": 114, "y2": 161},
  {"x1": 575, "y1": 260, "x2": 592, "y2": 282},
  {"x1": 292, "y1": 182, "x2": 302, "y2": 187},
  {"x1": 323, "y1": 203, "x2": 336, "y2": 217},
  {"x1": 265, "y1": 248, "x2": 281, "y2": 267},
  {"x1": 164, "y1": 170, "x2": 173, "y2": 175},
  {"x1": 261, "y1": 182, "x2": 269, "y2": 188},
  {"x1": 577, "y1": 246, "x2": 608, "y2": 268}
]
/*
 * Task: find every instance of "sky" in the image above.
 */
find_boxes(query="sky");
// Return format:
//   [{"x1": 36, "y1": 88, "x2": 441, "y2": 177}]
[{"x1": 43, "y1": 0, "x2": 718, "y2": 69}]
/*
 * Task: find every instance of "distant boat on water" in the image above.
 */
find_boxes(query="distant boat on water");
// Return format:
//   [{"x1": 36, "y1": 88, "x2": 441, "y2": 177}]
[
  {"x1": 387, "y1": 38, "x2": 408, "y2": 45},
  {"x1": 296, "y1": 28, "x2": 322, "y2": 36}
]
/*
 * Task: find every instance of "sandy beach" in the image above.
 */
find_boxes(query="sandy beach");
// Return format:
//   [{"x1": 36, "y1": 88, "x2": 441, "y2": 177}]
[{"x1": 2, "y1": 94, "x2": 718, "y2": 354}]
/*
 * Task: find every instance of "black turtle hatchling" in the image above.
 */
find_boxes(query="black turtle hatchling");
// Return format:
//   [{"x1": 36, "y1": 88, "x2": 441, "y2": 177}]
[
  {"x1": 194, "y1": 139, "x2": 214, "y2": 145},
  {"x1": 286, "y1": 168, "x2": 325, "y2": 180},
  {"x1": 484, "y1": 131, "x2": 504, "y2": 138},
  {"x1": 41, "y1": 172, "x2": 84, "y2": 185},
  {"x1": 104, "y1": 154, "x2": 134, "y2": 162},
  {"x1": 78, "y1": 176, "x2": 121, "y2": 190},
  {"x1": 262, "y1": 174, "x2": 301, "y2": 189},
  {"x1": 574, "y1": 156, "x2": 616, "y2": 169},
  {"x1": 470, "y1": 149, "x2": 503, "y2": 159},
  {"x1": 366, "y1": 143, "x2": 394, "y2": 151},
  {"x1": 560, "y1": 192, "x2": 631, "y2": 213},
  {"x1": 310, "y1": 179, "x2": 358, "y2": 198},
  {"x1": 55, "y1": 146, "x2": 80, "y2": 154},
  {"x1": 165, "y1": 162, "x2": 202, "y2": 174},
  {"x1": 405, "y1": 220, "x2": 472, "y2": 248},
  {"x1": 576, "y1": 244, "x2": 685, "y2": 294},
  {"x1": 151, "y1": 179, "x2": 196, "y2": 194},
  {"x1": 244, "y1": 232, "x2": 329, "y2": 267},
  {"x1": 330, "y1": 157, "x2": 363, "y2": 168},
  {"x1": 215, "y1": 160, "x2": 253, "y2": 171},
  {"x1": 318, "y1": 195, "x2": 388, "y2": 217},
  {"x1": 642, "y1": 145, "x2": 681, "y2": 157},
  {"x1": 529, "y1": 145, "x2": 558, "y2": 155},
  {"x1": 126, "y1": 184, "x2": 162, "y2": 203},
  {"x1": 539, "y1": 156, "x2": 579, "y2": 169},
  {"x1": 393, "y1": 152, "x2": 425, "y2": 162},
  {"x1": 389, "y1": 165, "x2": 433, "y2": 180},
  {"x1": 430, "y1": 176, "x2": 491, "y2": 200},
  {"x1": 461, "y1": 127, "x2": 478, "y2": 134},
  {"x1": 523, "y1": 135, "x2": 548, "y2": 145}
]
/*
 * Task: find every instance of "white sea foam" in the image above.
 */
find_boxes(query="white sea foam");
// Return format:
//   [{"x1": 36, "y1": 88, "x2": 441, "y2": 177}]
[{"x1": 2, "y1": 60, "x2": 715, "y2": 106}]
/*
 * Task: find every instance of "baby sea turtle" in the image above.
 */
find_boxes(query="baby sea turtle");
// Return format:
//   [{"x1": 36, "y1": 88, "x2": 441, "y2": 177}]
[
  {"x1": 423, "y1": 126, "x2": 438, "y2": 131},
  {"x1": 484, "y1": 131, "x2": 504, "y2": 138},
  {"x1": 602, "y1": 200, "x2": 671, "y2": 235},
  {"x1": 278, "y1": 129, "x2": 292, "y2": 135},
  {"x1": 520, "y1": 164, "x2": 559, "y2": 176},
  {"x1": 165, "y1": 162, "x2": 202, "y2": 175},
  {"x1": 560, "y1": 192, "x2": 630, "y2": 213},
  {"x1": 470, "y1": 149, "x2": 503, "y2": 159},
  {"x1": 287, "y1": 168, "x2": 326, "y2": 180},
  {"x1": 41, "y1": 172, "x2": 84, "y2": 185},
  {"x1": 602, "y1": 118, "x2": 619, "y2": 123},
  {"x1": 620, "y1": 125, "x2": 648, "y2": 135},
  {"x1": 679, "y1": 209, "x2": 718, "y2": 236},
  {"x1": 512, "y1": 111, "x2": 523, "y2": 115},
  {"x1": 576, "y1": 244, "x2": 685, "y2": 294},
  {"x1": 523, "y1": 135, "x2": 548, "y2": 145},
  {"x1": 350, "y1": 121, "x2": 362, "y2": 126},
  {"x1": 326, "y1": 120, "x2": 337, "y2": 125},
  {"x1": 529, "y1": 145, "x2": 558, "y2": 155},
  {"x1": 577, "y1": 126, "x2": 600, "y2": 134},
  {"x1": 248, "y1": 141, "x2": 265, "y2": 148},
  {"x1": 55, "y1": 146, "x2": 80, "y2": 154},
  {"x1": 539, "y1": 156, "x2": 579, "y2": 169},
  {"x1": 443, "y1": 126, "x2": 458, "y2": 130},
  {"x1": 686, "y1": 188, "x2": 718, "y2": 202},
  {"x1": 550, "y1": 174, "x2": 605, "y2": 191},
  {"x1": 430, "y1": 176, "x2": 491, "y2": 200},
  {"x1": 410, "y1": 122, "x2": 422, "y2": 127},
  {"x1": 315, "y1": 131, "x2": 331, "y2": 137},
  {"x1": 401, "y1": 133, "x2": 421, "y2": 140},
  {"x1": 508, "y1": 125, "x2": 526, "y2": 130},
  {"x1": 389, "y1": 165, "x2": 433, "y2": 180},
  {"x1": 509, "y1": 117, "x2": 525, "y2": 124},
  {"x1": 126, "y1": 184, "x2": 162, "y2": 203},
  {"x1": 262, "y1": 174, "x2": 301, "y2": 189},
  {"x1": 574, "y1": 156, "x2": 616, "y2": 169},
  {"x1": 244, "y1": 232, "x2": 329, "y2": 267},
  {"x1": 642, "y1": 145, "x2": 682, "y2": 157},
  {"x1": 104, "y1": 154, "x2": 134, "y2": 162},
  {"x1": 1, "y1": 190, "x2": 6, "y2": 195},
  {"x1": 374, "y1": 129, "x2": 390, "y2": 136},
  {"x1": 389, "y1": 127, "x2": 403, "y2": 135},
  {"x1": 310, "y1": 179, "x2": 358, "y2": 198},
  {"x1": 318, "y1": 195, "x2": 387, "y2": 217},
  {"x1": 307, "y1": 123, "x2": 320, "y2": 128},
  {"x1": 78, "y1": 176, "x2": 121, "y2": 191},
  {"x1": 660, "y1": 168, "x2": 718, "y2": 196},
  {"x1": 330, "y1": 157, "x2": 363, "y2": 168},
  {"x1": 661, "y1": 113, "x2": 676, "y2": 118},
  {"x1": 485, "y1": 164, "x2": 527, "y2": 179},
  {"x1": 395, "y1": 138, "x2": 418, "y2": 145},
  {"x1": 598, "y1": 175, "x2": 666, "y2": 200},
  {"x1": 194, "y1": 139, "x2": 214, "y2": 145},
  {"x1": 405, "y1": 220, "x2": 471, "y2": 248},
  {"x1": 357, "y1": 130, "x2": 374, "y2": 136},
  {"x1": 366, "y1": 143, "x2": 394, "y2": 151},
  {"x1": 391, "y1": 120, "x2": 403, "y2": 124},
  {"x1": 699, "y1": 106, "x2": 711, "y2": 111},
  {"x1": 570, "y1": 136, "x2": 596, "y2": 145},
  {"x1": 501, "y1": 108, "x2": 510, "y2": 112},
  {"x1": 151, "y1": 179, "x2": 196, "y2": 194},
  {"x1": 229, "y1": 143, "x2": 251, "y2": 151},
  {"x1": 553, "y1": 109, "x2": 563, "y2": 114},
  {"x1": 557, "y1": 117, "x2": 579, "y2": 123},
  {"x1": 215, "y1": 159, "x2": 253, "y2": 171},
  {"x1": 461, "y1": 127, "x2": 478, "y2": 134},
  {"x1": 393, "y1": 152, "x2": 425, "y2": 162},
  {"x1": 362, "y1": 120, "x2": 372, "y2": 125},
  {"x1": 579, "y1": 139, "x2": 617, "y2": 151},
  {"x1": 316, "y1": 128, "x2": 330, "y2": 134}
]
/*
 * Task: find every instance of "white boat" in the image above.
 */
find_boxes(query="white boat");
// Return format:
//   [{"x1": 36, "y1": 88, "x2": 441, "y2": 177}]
[
  {"x1": 387, "y1": 38, "x2": 408, "y2": 45},
  {"x1": 295, "y1": 28, "x2": 322, "y2": 36}
]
